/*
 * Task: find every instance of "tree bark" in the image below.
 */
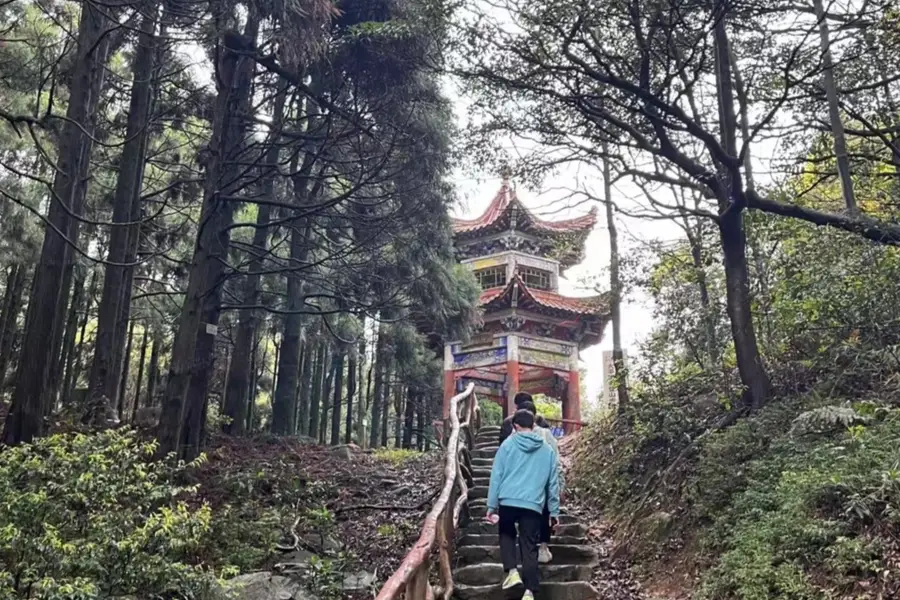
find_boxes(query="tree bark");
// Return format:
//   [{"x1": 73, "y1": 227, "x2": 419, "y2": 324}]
[
  {"x1": 68, "y1": 271, "x2": 98, "y2": 403},
  {"x1": 294, "y1": 342, "x2": 310, "y2": 435},
  {"x1": 320, "y1": 351, "x2": 335, "y2": 444},
  {"x1": 88, "y1": 3, "x2": 159, "y2": 413},
  {"x1": 117, "y1": 319, "x2": 136, "y2": 418},
  {"x1": 415, "y1": 392, "x2": 425, "y2": 451},
  {"x1": 330, "y1": 350, "x2": 345, "y2": 446},
  {"x1": 713, "y1": 4, "x2": 773, "y2": 410},
  {"x1": 356, "y1": 336, "x2": 368, "y2": 447},
  {"x1": 813, "y1": 0, "x2": 856, "y2": 214},
  {"x1": 59, "y1": 269, "x2": 86, "y2": 410},
  {"x1": 306, "y1": 342, "x2": 325, "y2": 439},
  {"x1": 602, "y1": 153, "x2": 630, "y2": 409},
  {"x1": 382, "y1": 367, "x2": 392, "y2": 447},
  {"x1": 345, "y1": 345, "x2": 357, "y2": 444},
  {"x1": 0, "y1": 265, "x2": 26, "y2": 390},
  {"x1": 3, "y1": 2, "x2": 112, "y2": 444},
  {"x1": 131, "y1": 326, "x2": 149, "y2": 422},
  {"x1": 157, "y1": 21, "x2": 258, "y2": 458},
  {"x1": 402, "y1": 387, "x2": 415, "y2": 449},
  {"x1": 145, "y1": 331, "x2": 161, "y2": 408},
  {"x1": 369, "y1": 324, "x2": 388, "y2": 447}
]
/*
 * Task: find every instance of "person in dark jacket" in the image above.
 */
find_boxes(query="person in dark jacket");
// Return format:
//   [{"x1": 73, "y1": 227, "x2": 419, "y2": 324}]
[{"x1": 498, "y1": 392, "x2": 550, "y2": 445}]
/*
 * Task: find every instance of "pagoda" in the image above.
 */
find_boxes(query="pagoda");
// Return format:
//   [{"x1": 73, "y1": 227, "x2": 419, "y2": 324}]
[{"x1": 443, "y1": 180, "x2": 610, "y2": 431}]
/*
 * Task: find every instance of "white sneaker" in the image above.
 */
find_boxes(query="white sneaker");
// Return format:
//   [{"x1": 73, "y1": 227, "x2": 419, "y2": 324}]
[
  {"x1": 523, "y1": 591, "x2": 535, "y2": 600},
  {"x1": 501, "y1": 568, "x2": 523, "y2": 590},
  {"x1": 538, "y1": 543, "x2": 553, "y2": 564}
]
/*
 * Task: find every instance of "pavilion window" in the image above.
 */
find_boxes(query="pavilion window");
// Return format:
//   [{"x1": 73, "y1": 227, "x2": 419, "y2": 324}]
[
  {"x1": 474, "y1": 266, "x2": 507, "y2": 289},
  {"x1": 520, "y1": 266, "x2": 552, "y2": 290}
]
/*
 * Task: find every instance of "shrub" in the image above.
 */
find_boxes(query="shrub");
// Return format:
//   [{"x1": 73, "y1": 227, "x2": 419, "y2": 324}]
[
  {"x1": 698, "y1": 411, "x2": 900, "y2": 599},
  {"x1": 0, "y1": 430, "x2": 221, "y2": 599}
]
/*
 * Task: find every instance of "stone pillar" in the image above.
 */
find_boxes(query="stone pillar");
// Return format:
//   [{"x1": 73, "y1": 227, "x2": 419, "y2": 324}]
[{"x1": 505, "y1": 335, "x2": 519, "y2": 417}]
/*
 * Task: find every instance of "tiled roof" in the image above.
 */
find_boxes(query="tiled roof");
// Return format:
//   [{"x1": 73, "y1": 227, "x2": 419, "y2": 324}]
[
  {"x1": 451, "y1": 180, "x2": 598, "y2": 235},
  {"x1": 451, "y1": 182, "x2": 513, "y2": 233},
  {"x1": 479, "y1": 275, "x2": 608, "y2": 316}
]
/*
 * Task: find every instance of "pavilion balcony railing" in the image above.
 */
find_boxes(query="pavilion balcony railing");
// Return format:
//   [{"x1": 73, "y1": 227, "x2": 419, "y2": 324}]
[{"x1": 375, "y1": 382, "x2": 481, "y2": 600}]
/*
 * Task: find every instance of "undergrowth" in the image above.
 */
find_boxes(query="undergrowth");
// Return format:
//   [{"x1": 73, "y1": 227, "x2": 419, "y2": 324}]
[{"x1": 571, "y1": 365, "x2": 900, "y2": 600}]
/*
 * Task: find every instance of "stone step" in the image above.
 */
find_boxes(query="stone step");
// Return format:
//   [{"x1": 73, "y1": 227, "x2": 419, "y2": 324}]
[
  {"x1": 470, "y1": 505, "x2": 578, "y2": 523},
  {"x1": 476, "y1": 426, "x2": 501, "y2": 434},
  {"x1": 459, "y1": 534, "x2": 585, "y2": 547},
  {"x1": 472, "y1": 457, "x2": 494, "y2": 468},
  {"x1": 454, "y1": 563, "x2": 592, "y2": 586},
  {"x1": 473, "y1": 477, "x2": 491, "y2": 488},
  {"x1": 464, "y1": 522, "x2": 587, "y2": 537},
  {"x1": 456, "y1": 545, "x2": 598, "y2": 567},
  {"x1": 470, "y1": 487, "x2": 488, "y2": 499},
  {"x1": 452, "y1": 581, "x2": 599, "y2": 600},
  {"x1": 472, "y1": 469, "x2": 492, "y2": 479},
  {"x1": 472, "y1": 449, "x2": 497, "y2": 459}
]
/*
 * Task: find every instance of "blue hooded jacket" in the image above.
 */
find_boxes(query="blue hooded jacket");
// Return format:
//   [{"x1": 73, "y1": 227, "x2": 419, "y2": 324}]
[{"x1": 486, "y1": 431, "x2": 561, "y2": 517}]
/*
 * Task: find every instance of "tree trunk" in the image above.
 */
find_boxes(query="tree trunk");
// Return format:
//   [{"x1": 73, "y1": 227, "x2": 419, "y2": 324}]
[
  {"x1": 602, "y1": 153, "x2": 630, "y2": 409},
  {"x1": 69, "y1": 271, "x2": 98, "y2": 403},
  {"x1": 306, "y1": 342, "x2": 325, "y2": 439},
  {"x1": 402, "y1": 387, "x2": 415, "y2": 449},
  {"x1": 157, "y1": 20, "x2": 258, "y2": 458},
  {"x1": 248, "y1": 331, "x2": 261, "y2": 431},
  {"x1": 294, "y1": 343, "x2": 311, "y2": 435},
  {"x1": 345, "y1": 346, "x2": 357, "y2": 444},
  {"x1": 3, "y1": 2, "x2": 112, "y2": 445},
  {"x1": 813, "y1": 0, "x2": 856, "y2": 214},
  {"x1": 713, "y1": 6, "x2": 773, "y2": 410},
  {"x1": 369, "y1": 325, "x2": 388, "y2": 447},
  {"x1": 687, "y1": 223, "x2": 719, "y2": 365},
  {"x1": 382, "y1": 368, "x2": 392, "y2": 447},
  {"x1": 88, "y1": 3, "x2": 159, "y2": 413},
  {"x1": 44, "y1": 260, "x2": 79, "y2": 416},
  {"x1": 131, "y1": 326, "x2": 149, "y2": 422},
  {"x1": 416, "y1": 392, "x2": 425, "y2": 451},
  {"x1": 59, "y1": 269, "x2": 86, "y2": 410},
  {"x1": 0, "y1": 264, "x2": 26, "y2": 390},
  {"x1": 117, "y1": 319, "x2": 136, "y2": 418},
  {"x1": 356, "y1": 337, "x2": 369, "y2": 448},
  {"x1": 145, "y1": 331, "x2": 161, "y2": 408},
  {"x1": 320, "y1": 351, "x2": 335, "y2": 444},
  {"x1": 330, "y1": 351, "x2": 345, "y2": 446},
  {"x1": 223, "y1": 178, "x2": 274, "y2": 434}
]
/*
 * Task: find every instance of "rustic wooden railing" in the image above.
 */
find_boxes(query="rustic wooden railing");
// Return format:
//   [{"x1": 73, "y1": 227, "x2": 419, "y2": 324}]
[{"x1": 376, "y1": 382, "x2": 480, "y2": 600}]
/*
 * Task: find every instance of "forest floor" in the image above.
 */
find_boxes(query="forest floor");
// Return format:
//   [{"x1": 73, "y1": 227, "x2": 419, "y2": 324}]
[{"x1": 187, "y1": 435, "x2": 444, "y2": 599}]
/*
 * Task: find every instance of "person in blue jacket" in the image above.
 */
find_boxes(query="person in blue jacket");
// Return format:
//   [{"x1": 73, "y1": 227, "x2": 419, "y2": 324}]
[{"x1": 485, "y1": 409, "x2": 561, "y2": 599}]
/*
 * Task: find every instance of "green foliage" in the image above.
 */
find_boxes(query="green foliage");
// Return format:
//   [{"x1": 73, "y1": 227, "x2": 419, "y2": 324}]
[
  {"x1": 479, "y1": 399, "x2": 503, "y2": 426},
  {"x1": 0, "y1": 430, "x2": 220, "y2": 599},
  {"x1": 699, "y1": 412, "x2": 900, "y2": 599}
]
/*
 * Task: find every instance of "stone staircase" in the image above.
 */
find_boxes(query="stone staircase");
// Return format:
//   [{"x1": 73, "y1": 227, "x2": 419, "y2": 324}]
[{"x1": 453, "y1": 425, "x2": 600, "y2": 600}]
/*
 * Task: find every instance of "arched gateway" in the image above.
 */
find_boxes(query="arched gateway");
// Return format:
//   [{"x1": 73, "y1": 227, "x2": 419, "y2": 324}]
[{"x1": 443, "y1": 180, "x2": 610, "y2": 433}]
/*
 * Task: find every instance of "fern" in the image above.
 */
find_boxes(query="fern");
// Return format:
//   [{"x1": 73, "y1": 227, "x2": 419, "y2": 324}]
[{"x1": 790, "y1": 405, "x2": 869, "y2": 436}]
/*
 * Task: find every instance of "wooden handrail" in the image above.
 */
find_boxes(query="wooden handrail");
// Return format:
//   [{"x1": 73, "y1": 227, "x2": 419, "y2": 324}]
[{"x1": 376, "y1": 382, "x2": 479, "y2": 600}]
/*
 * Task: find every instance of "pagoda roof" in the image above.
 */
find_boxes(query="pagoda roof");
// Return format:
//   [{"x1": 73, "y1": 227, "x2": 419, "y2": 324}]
[
  {"x1": 479, "y1": 274, "x2": 609, "y2": 318},
  {"x1": 451, "y1": 180, "x2": 598, "y2": 237}
]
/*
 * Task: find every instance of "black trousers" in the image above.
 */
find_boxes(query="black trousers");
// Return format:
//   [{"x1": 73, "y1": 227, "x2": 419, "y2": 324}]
[
  {"x1": 498, "y1": 505, "x2": 542, "y2": 592},
  {"x1": 540, "y1": 502, "x2": 551, "y2": 544}
]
